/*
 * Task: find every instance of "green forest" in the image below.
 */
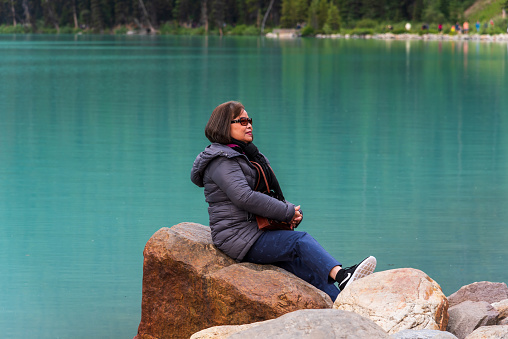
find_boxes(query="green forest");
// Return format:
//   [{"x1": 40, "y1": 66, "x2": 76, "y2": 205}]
[{"x1": 0, "y1": 0, "x2": 507, "y2": 34}]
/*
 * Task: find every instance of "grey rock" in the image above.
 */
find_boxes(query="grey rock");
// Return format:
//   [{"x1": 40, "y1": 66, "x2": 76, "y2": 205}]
[
  {"x1": 464, "y1": 325, "x2": 508, "y2": 339},
  {"x1": 391, "y1": 329, "x2": 458, "y2": 338},
  {"x1": 227, "y1": 309, "x2": 389, "y2": 339},
  {"x1": 447, "y1": 300, "x2": 499, "y2": 339},
  {"x1": 448, "y1": 282, "x2": 508, "y2": 307},
  {"x1": 190, "y1": 321, "x2": 270, "y2": 339}
]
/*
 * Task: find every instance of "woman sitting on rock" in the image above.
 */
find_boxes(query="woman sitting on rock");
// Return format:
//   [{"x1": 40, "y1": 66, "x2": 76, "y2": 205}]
[{"x1": 190, "y1": 100, "x2": 377, "y2": 301}]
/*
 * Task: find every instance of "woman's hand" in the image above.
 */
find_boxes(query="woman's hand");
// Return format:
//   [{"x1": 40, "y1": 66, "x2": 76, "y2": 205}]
[{"x1": 290, "y1": 205, "x2": 303, "y2": 229}]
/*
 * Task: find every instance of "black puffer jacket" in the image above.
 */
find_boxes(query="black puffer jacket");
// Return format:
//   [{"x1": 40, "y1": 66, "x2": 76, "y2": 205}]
[{"x1": 191, "y1": 143, "x2": 296, "y2": 261}]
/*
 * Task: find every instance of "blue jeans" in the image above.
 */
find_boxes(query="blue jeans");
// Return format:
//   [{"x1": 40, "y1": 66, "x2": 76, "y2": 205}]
[{"x1": 243, "y1": 230, "x2": 341, "y2": 301}]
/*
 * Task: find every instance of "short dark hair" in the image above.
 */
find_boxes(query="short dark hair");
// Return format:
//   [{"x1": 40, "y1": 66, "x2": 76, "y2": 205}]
[{"x1": 205, "y1": 101, "x2": 245, "y2": 144}]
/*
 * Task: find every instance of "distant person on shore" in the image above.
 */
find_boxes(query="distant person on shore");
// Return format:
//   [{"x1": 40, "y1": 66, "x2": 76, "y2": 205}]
[
  {"x1": 490, "y1": 18, "x2": 494, "y2": 27},
  {"x1": 405, "y1": 22, "x2": 411, "y2": 31},
  {"x1": 463, "y1": 21, "x2": 469, "y2": 34},
  {"x1": 191, "y1": 101, "x2": 377, "y2": 301},
  {"x1": 451, "y1": 25, "x2": 456, "y2": 33},
  {"x1": 476, "y1": 21, "x2": 481, "y2": 32},
  {"x1": 455, "y1": 22, "x2": 461, "y2": 33},
  {"x1": 438, "y1": 23, "x2": 443, "y2": 32}
]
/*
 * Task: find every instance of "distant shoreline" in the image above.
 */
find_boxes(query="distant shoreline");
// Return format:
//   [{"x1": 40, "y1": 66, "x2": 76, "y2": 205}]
[
  {"x1": 319, "y1": 33, "x2": 508, "y2": 42},
  {"x1": 1, "y1": 30, "x2": 508, "y2": 43},
  {"x1": 267, "y1": 31, "x2": 508, "y2": 42}
]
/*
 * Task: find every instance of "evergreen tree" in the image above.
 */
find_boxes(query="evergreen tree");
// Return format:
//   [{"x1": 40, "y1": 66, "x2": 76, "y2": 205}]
[
  {"x1": 172, "y1": 0, "x2": 200, "y2": 25},
  {"x1": 101, "y1": 0, "x2": 114, "y2": 28},
  {"x1": 397, "y1": 0, "x2": 411, "y2": 20},
  {"x1": 281, "y1": 0, "x2": 295, "y2": 27},
  {"x1": 448, "y1": 0, "x2": 460, "y2": 22},
  {"x1": 114, "y1": 0, "x2": 129, "y2": 25},
  {"x1": 439, "y1": 0, "x2": 450, "y2": 19},
  {"x1": 58, "y1": 1, "x2": 74, "y2": 26},
  {"x1": 383, "y1": 0, "x2": 401, "y2": 22},
  {"x1": 42, "y1": 0, "x2": 60, "y2": 30},
  {"x1": 317, "y1": 0, "x2": 328, "y2": 29},
  {"x1": 413, "y1": 0, "x2": 423, "y2": 21},
  {"x1": 325, "y1": 2, "x2": 340, "y2": 30},
  {"x1": 348, "y1": 0, "x2": 362, "y2": 21},
  {"x1": 0, "y1": 0, "x2": 499, "y2": 33},
  {"x1": 294, "y1": 0, "x2": 307, "y2": 23},
  {"x1": 362, "y1": 0, "x2": 384, "y2": 19},
  {"x1": 90, "y1": 0, "x2": 103, "y2": 29},
  {"x1": 307, "y1": 0, "x2": 319, "y2": 29},
  {"x1": 235, "y1": 0, "x2": 247, "y2": 24},
  {"x1": 211, "y1": 0, "x2": 224, "y2": 31},
  {"x1": 224, "y1": 0, "x2": 239, "y2": 24},
  {"x1": 244, "y1": 0, "x2": 259, "y2": 24}
]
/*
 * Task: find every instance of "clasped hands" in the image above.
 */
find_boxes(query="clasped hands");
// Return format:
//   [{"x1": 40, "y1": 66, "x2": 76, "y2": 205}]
[{"x1": 290, "y1": 205, "x2": 303, "y2": 229}]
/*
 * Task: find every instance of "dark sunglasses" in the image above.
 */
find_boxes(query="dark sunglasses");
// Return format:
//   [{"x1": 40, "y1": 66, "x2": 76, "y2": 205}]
[{"x1": 231, "y1": 117, "x2": 253, "y2": 126}]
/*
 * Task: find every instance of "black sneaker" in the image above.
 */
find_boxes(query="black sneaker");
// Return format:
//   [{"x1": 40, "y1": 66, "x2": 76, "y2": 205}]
[{"x1": 336, "y1": 256, "x2": 377, "y2": 291}]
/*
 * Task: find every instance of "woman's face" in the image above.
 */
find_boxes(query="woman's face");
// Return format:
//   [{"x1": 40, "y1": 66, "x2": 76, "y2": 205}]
[{"x1": 230, "y1": 109, "x2": 253, "y2": 143}]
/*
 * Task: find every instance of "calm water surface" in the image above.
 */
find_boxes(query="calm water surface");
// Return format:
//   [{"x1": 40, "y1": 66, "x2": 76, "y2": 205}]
[{"x1": 1, "y1": 34, "x2": 507, "y2": 338}]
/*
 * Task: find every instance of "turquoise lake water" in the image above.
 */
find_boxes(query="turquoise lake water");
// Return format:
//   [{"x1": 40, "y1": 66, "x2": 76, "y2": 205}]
[{"x1": 1, "y1": 34, "x2": 507, "y2": 338}]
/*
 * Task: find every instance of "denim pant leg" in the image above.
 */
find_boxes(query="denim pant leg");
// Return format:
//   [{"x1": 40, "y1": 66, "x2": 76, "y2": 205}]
[{"x1": 243, "y1": 230, "x2": 341, "y2": 301}]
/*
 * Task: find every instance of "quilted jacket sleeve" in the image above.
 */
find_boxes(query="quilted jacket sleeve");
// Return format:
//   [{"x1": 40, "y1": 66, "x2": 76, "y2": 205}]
[{"x1": 207, "y1": 157, "x2": 295, "y2": 223}]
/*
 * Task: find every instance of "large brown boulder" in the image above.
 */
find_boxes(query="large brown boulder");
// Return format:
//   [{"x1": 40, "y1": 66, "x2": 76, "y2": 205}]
[
  {"x1": 447, "y1": 282, "x2": 508, "y2": 307},
  {"x1": 333, "y1": 268, "x2": 449, "y2": 334},
  {"x1": 135, "y1": 223, "x2": 332, "y2": 339}
]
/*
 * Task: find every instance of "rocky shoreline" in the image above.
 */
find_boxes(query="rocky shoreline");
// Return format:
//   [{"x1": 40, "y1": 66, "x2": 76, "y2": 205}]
[
  {"x1": 135, "y1": 223, "x2": 508, "y2": 339},
  {"x1": 267, "y1": 31, "x2": 508, "y2": 42}
]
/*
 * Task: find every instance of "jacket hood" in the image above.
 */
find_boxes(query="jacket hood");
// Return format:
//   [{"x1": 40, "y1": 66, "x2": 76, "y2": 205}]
[{"x1": 191, "y1": 143, "x2": 244, "y2": 187}]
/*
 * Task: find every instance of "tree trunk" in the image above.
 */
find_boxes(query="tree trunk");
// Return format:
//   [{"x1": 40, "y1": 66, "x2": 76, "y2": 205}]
[
  {"x1": 138, "y1": 0, "x2": 156, "y2": 33},
  {"x1": 11, "y1": 0, "x2": 17, "y2": 26},
  {"x1": 261, "y1": 0, "x2": 275, "y2": 33},
  {"x1": 201, "y1": 0, "x2": 208, "y2": 33},
  {"x1": 45, "y1": 0, "x2": 60, "y2": 32},
  {"x1": 72, "y1": 0, "x2": 79, "y2": 28},
  {"x1": 91, "y1": 0, "x2": 103, "y2": 31},
  {"x1": 22, "y1": 0, "x2": 31, "y2": 25}
]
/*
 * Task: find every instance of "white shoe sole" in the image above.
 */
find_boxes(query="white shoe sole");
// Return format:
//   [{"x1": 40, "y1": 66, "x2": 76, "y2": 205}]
[{"x1": 343, "y1": 256, "x2": 377, "y2": 290}]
